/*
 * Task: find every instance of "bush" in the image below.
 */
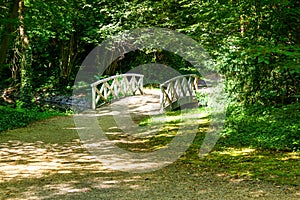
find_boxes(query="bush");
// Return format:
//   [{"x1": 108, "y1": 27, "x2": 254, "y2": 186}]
[{"x1": 0, "y1": 106, "x2": 64, "y2": 132}]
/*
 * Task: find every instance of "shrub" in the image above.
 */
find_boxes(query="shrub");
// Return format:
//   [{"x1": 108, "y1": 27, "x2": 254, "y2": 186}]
[{"x1": 0, "y1": 106, "x2": 64, "y2": 132}]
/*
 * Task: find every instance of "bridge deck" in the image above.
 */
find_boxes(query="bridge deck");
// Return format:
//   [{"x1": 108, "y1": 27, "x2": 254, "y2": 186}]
[{"x1": 95, "y1": 88, "x2": 161, "y2": 117}]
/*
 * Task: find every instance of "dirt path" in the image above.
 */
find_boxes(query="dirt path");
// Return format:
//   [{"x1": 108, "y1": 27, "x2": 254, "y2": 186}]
[
  {"x1": 0, "y1": 92, "x2": 299, "y2": 199},
  {"x1": 0, "y1": 128, "x2": 299, "y2": 200}
]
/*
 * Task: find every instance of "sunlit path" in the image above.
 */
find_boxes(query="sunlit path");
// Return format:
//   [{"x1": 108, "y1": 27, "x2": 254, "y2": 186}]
[{"x1": 0, "y1": 115, "x2": 299, "y2": 199}]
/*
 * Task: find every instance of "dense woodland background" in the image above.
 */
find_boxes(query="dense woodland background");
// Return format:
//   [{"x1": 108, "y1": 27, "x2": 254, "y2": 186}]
[{"x1": 0, "y1": 0, "x2": 299, "y2": 150}]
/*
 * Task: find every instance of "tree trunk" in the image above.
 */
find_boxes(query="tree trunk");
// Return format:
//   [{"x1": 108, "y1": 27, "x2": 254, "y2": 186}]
[
  {"x1": 18, "y1": 0, "x2": 32, "y2": 106},
  {"x1": 0, "y1": 0, "x2": 19, "y2": 73}
]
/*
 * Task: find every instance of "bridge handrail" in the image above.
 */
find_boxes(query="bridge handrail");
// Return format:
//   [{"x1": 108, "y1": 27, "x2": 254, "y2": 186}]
[
  {"x1": 91, "y1": 73, "x2": 144, "y2": 109},
  {"x1": 160, "y1": 74, "x2": 199, "y2": 111},
  {"x1": 160, "y1": 74, "x2": 198, "y2": 87},
  {"x1": 91, "y1": 73, "x2": 144, "y2": 87}
]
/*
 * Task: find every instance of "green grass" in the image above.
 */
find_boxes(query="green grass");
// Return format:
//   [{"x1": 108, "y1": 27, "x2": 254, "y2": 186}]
[
  {"x1": 139, "y1": 103, "x2": 300, "y2": 152},
  {"x1": 0, "y1": 106, "x2": 66, "y2": 132},
  {"x1": 182, "y1": 147, "x2": 300, "y2": 186},
  {"x1": 138, "y1": 105, "x2": 300, "y2": 186},
  {"x1": 220, "y1": 103, "x2": 300, "y2": 151}
]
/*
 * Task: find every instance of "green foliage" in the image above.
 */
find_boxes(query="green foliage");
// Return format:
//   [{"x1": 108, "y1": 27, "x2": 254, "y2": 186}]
[
  {"x1": 0, "y1": 106, "x2": 64, "y2": 132},
  {"x1": 221, "y1": 103, "x2": 300, "y2": 151},
  {"x1": 195, "y1": 90, "x2": 209, "y2": 107},
  {"x1": 1, "y1": 0, "x2": 299, "y2": 120},
  {"x1": 116, "y1": 49, "x2": 195, "y2": 76},
  {"x1": 179, "y1": 0, "x2": 300, "y2": 105}
]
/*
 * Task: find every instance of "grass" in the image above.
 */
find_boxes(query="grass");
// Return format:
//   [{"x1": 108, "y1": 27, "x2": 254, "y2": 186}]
[
  {"x1": 220, "y1": 103, "x2": 300, "y2": 151},
  {"x1": 137, "y1": 106, "x2": 300, "y2": 186},
  {"x1": 183, "y1": 147, "x2": 300, "y2": 186}
]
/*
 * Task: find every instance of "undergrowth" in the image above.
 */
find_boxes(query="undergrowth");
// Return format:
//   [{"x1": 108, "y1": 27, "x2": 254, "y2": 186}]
[
  {"x1": 0, "y1": 106, "x2": 66, "y2": 132},
  {"x1": 220, "y1": 103, "x2": 300, "y2": 151}
]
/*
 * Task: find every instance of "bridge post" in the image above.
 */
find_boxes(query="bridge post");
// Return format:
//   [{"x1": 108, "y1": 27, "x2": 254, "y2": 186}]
[{"x1": 91, "y1": 86, "x2": 96, "y2": 110}]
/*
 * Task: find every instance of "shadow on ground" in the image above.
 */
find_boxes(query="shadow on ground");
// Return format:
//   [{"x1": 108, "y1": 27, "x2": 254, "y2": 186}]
[{"x1": 0, "y1": 93, "x2": 299, "y2": 199}]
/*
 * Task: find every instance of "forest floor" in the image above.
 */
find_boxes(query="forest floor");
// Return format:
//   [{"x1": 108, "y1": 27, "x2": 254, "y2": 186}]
[{"x1": 0, "y1": 92, "x2": 299, "y2": 199}]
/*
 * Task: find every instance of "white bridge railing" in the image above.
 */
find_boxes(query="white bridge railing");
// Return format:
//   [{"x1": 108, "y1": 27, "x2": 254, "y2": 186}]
[
  {"x1": 160, "y1": 74, "x2": 199, "y2": 111},
  {"x1": 91, "y1": 73, "x2": 144, "y2": 109}
]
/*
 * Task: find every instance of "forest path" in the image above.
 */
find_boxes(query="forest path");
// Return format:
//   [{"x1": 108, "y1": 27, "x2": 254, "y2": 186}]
[{"x1": 0, "y1": 97, "x2": 299, "y2": 199}]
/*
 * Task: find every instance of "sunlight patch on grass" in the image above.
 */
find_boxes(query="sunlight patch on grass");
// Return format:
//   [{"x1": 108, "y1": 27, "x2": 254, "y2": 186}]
[
  {"x1": 217, "y1": 148, "x2": 256, "y2": 156},
  {"x1": 188, "y1": 147, "x2": 300, "y2": 186},
  {"x1": 278, "y1": 152, "x2": 300, "y2": 161},
  {"x1": 139, "y1": 115, "x2": 182, "y2": 126},
  {"x1": 46, "y1": 183, "x2": 92, "y2": 195},
  {"x1": 97, "y1": 107, "x2": 211, "y2": 153},
  {"x1": 139, "y1": 107, "x2": 210, "y2": 127},
  {"x1": 63, "y1": 127, "x2": 86, "y2": 130}
]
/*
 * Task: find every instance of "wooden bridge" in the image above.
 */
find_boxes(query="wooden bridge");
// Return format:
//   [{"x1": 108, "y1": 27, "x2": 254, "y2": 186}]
[
  {"x1": 91, "y1": 73, "x2": 200, "y2": 111},
  {"x1": 91, "y1": 73, "x2": 144, "y2": 110}
]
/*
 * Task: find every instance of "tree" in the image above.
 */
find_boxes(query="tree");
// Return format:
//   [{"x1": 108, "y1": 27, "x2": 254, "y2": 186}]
[
  {"x1": 0, "y1": 0, "x2": 19, "y2": 77},
  {"x1": 1, "y1": 0, "x2": 299, "y2": 107}
]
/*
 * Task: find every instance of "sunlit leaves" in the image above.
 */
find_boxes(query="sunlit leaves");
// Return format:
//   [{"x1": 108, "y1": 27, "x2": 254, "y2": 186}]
[{"x1": 1, "y1": 0, "x2": 299, "y2": 107}]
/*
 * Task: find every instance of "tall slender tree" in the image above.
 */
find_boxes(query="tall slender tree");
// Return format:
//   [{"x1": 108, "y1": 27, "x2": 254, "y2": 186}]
[{"x1": 0, "y1": 0, "x2": 19, "y2": 74}]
